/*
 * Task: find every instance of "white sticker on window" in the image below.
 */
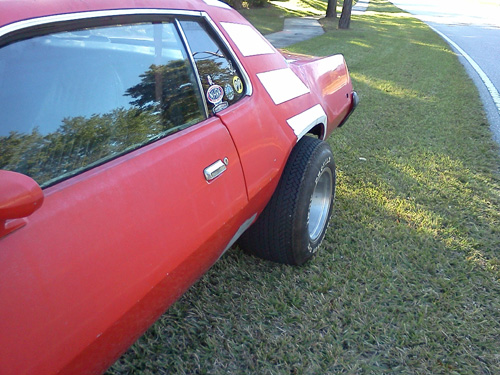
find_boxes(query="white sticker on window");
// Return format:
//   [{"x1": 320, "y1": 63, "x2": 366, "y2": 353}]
[
  {"x1": 221, "y1": 22, "x2": 275, "y2": 57},
  {"x1": 287, "y1": 104, "x2": 327, "y2": 139},
  {"x1": 257, "y1": 68, "x2": 310, "y2": 105},
  {"x1": 203, "y1": 0, "x2": 231, "y2": 9}
]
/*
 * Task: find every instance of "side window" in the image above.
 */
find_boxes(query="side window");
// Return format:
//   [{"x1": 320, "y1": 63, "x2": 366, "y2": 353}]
[
  {"x1": 180, "y1": 20, "x2": 246, "y2": 115},
  {"x1": 0, "y1": 22, "x2": 205, "y2": 187}
]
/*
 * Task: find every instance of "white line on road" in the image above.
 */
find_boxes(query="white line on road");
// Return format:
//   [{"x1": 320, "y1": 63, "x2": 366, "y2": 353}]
[{"x1": 430, "y1": 26, "x2": 500, "y2": 115}]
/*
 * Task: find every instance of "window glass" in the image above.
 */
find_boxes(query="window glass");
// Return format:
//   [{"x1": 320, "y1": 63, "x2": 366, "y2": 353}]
[
  {"x1": 180, "y1": 20, "x2": 245, "y2": 115},
  {"x1": 0, "y1": 22, "x2": 205, "y2": 187}
]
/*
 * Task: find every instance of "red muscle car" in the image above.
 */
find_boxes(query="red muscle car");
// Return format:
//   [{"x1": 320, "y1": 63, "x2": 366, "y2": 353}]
[{"x1": 0, "y1": 0, "x2": 357, "y2": 373}]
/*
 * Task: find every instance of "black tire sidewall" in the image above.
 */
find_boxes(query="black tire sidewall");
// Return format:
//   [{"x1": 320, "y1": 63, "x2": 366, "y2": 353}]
[
  {"x1": 237, "y1": 137, "x2": 336, "y2": 266},
  {"x1": 291, "y1": 140, "x2": 335, "y2": 265}
]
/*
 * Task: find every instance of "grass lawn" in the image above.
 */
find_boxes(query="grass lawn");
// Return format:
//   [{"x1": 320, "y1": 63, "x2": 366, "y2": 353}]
[
  {"x1": 238, "y1": 0, "x2": 320, "y2": 34},
  {"x1": 240, "y1": 0, "x2": 354, "y2": 34},
  {"x1": 107, "y1": 0, "x2": 500, "y2": 373}
]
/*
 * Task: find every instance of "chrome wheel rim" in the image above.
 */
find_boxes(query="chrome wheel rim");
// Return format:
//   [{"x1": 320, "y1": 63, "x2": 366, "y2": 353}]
[{"x1": 308, "y1": 168, "x2": 333, "y2": 241}]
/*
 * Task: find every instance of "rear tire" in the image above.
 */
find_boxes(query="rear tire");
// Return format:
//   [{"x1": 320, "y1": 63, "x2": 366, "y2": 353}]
[{"x1": 239, "y1": 136, "x2": 336, "y2": 265}]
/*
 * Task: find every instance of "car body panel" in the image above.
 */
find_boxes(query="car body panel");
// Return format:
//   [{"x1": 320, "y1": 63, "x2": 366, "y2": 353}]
[
  {"x1": 287, "y1": 53, "x2": 353, "y2": 133},
  {"x1": 0, "y1": 1, "x2": 356, "y2": 374},
  {"x1": 211, "y1": 19, "x2": 354, "y2": 200},
  {"x1": 0, "y1": 118, "x2": 248, "y2": 374},
  {"x1": 0, "y1": 1, "x2": 204, "y2": 27}
]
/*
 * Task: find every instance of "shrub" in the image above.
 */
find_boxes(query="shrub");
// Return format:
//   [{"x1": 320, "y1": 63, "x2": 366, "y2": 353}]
[{"x1": 221, "y1": 0, "x2": 268, "y2": 9}]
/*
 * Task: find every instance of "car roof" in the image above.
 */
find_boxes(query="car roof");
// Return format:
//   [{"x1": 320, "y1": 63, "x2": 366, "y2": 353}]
[{"x1": 0, "y1": 0, "x2": 224, "y2": 28}]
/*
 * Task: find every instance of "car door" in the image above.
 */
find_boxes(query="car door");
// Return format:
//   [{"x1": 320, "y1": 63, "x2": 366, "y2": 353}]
[{"x1": 0, "y1": 17, "x2": 248, "y2": 375}]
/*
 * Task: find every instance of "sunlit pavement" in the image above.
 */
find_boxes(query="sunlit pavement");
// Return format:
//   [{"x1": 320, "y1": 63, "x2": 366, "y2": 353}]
[{"x1": 390, "y1": 0, "x2": 500, "y2": 145}]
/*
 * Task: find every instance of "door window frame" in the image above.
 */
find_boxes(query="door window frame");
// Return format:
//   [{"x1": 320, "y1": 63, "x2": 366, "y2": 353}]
[
  {"x1": 0, "y1": 9, "x2": 252, "y2": 97},
  {"x1": 0, "y1": 9, "x2": 253, "y2": 188}
]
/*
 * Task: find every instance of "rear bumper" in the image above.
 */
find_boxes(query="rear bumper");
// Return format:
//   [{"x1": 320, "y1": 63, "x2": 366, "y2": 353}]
[{"x1": 338, "y1": 91, "x2": 359, "y2": 128}]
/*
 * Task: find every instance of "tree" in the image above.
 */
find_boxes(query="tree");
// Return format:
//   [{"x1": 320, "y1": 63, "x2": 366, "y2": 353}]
[
  {"x1": 231, "y1": 0, "x2": 243, "y2": 9},
  {"x1": 221, "y1": 0, "x2": 243, "y2": 9},
  {"x1": 326, "y1": 0, "x2": 338, "y2": 18},
  {"x1": 126, "y1": 60, "x2": 204, "y2": 128},
  {"x1": 339, "y1": 0, "x2": 353, "y2": 29},
  {"x1": 221, "y1": 0, "x2": 268, "y2": 9}
]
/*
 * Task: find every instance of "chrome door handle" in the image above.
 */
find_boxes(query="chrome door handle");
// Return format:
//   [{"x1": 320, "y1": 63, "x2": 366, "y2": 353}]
[{"x1": 204, "y1": 159, "x2": 227, "y2": 181}]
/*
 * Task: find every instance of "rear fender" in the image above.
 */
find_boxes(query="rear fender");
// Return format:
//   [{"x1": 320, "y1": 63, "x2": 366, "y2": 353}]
[{"x1": 286, "y1": 53, "x2": 354, "y2": 136}]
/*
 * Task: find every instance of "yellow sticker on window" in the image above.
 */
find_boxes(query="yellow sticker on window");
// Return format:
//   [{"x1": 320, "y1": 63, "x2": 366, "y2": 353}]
[{"x1": 233, "y1": 76, "x2": 243, "y2": 94}]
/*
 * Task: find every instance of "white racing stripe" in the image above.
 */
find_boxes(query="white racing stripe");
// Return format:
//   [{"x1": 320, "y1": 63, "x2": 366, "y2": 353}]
[
  {"x1": 287, "y1": 104, "x2": 327, "y2": 140},
  {"x1": 257, "y1": 68, "x2": 310, "y2": 105},
  {"x1": 203, "y1": 0, "x2": 231, "y2": 9},
  {"x1": 221, "y1": 23, "x2": 275, "y2": 56}
]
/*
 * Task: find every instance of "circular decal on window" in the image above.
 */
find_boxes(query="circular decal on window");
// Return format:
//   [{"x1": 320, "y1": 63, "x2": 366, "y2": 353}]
[
  {"x1": 224, "y1": 84, "x2": 235, "y2": 101},
  {"x1": 207, "y1": 85, "x2": 224, "y2": 104},
  {"x1": 233, "y1": 76, "x2": 243, "y2": 94}
]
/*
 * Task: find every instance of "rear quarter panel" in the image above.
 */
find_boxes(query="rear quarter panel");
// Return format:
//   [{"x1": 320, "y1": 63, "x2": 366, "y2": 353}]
[
  {"x1": 283, "y1": 52, "x2": 354, "y2": 137},
  {"x1": 208, "y1": 8, "x2": 353, "y2": 203}
]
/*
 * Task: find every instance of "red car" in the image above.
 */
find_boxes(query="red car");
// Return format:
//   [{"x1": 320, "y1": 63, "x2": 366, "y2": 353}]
[{"x1": 0, "y1": 0, "x2": 357, "y2": 373}]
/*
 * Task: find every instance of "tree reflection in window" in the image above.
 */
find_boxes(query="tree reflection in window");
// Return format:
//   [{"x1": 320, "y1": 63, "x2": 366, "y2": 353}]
[
  {"x1": 0, "y1": 22, "x2": 205, "y2": 187},
  {"x1": 125, "y1": 60, "x2": 204, "y2": 128}
]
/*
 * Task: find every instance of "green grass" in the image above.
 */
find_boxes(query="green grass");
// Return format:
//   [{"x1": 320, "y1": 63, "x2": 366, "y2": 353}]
[
  {"x1": 107, "y1": 0, "x2": 500, "y2": 373},
  {"x1": 241, "y1": 0, "x2": 354, "y2": 34},
  {"x1": 239, "y1": 0, "x2": 324, "y2": 34},
  {"x1": 238, "y1": 5, "x2": 294, "y2": 34},
  {"x1": 269, "y1": 0, "x2": 328, "y2": 16}
]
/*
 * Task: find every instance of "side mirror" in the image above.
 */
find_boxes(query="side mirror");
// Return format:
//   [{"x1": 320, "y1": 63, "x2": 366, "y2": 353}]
[{"x1": 0, "y1": 170, "x2": 44, "y2": 237}]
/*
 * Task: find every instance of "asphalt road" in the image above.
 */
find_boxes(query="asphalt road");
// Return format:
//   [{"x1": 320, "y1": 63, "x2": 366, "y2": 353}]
[{"x1": 390, "y1": 0, "x2": 500, "y2": 145}]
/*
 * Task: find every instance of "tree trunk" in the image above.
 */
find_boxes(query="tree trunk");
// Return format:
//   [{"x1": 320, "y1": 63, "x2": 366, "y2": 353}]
[
  {"x1": 326, "y1": 0, "x2": 337, "y2": 18},
  {"x1": 338, "y1": 0, "x2": 353, "y2": 29}
]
